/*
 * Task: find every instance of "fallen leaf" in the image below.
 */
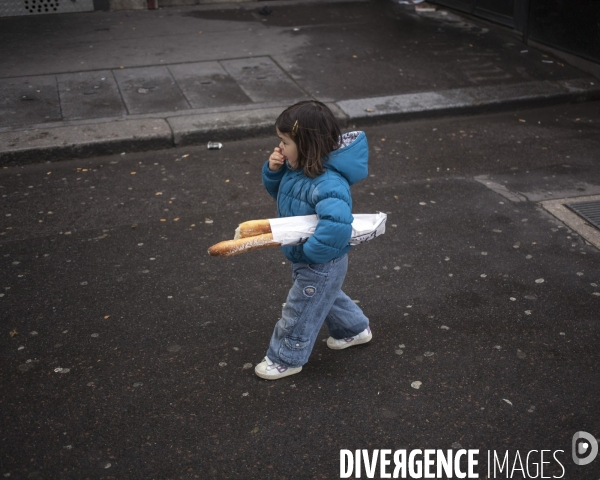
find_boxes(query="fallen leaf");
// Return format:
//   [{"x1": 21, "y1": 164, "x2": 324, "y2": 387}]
[{"x1": 9, "y1": 329, "x2": 18, "y2": 337}]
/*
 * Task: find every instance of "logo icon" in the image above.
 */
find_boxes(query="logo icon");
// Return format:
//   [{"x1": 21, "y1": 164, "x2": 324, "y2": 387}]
[
  {"x1": 303, "y1": 286, "x2": 316, "y2": 297},
  {"x1": 572, "y1": 431, "x2": 598, "y2": 466}
]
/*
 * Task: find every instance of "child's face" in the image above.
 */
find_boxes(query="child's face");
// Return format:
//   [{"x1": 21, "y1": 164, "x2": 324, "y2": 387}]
[{"x1": 276, "y1": 128, "x2": 299, "y2": 168}]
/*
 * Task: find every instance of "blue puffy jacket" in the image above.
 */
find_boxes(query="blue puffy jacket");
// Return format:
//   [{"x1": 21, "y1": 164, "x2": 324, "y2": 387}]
[{"x1": 262, "y1": 131, "x2": 369, "y2": 264}]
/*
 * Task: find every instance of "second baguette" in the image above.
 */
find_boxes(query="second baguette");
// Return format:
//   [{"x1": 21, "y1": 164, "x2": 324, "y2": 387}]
[{"x1": 234, "y1": 219, "x2": 272, "y2": 239}]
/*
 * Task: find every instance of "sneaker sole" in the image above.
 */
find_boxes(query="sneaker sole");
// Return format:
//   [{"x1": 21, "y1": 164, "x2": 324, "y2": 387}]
[
  {"x1": 327, "y1": 332, "x2": 373, "y2": 350},
  {"x1": 255, "y1": 366, "x2": 302, "y2": 380}
]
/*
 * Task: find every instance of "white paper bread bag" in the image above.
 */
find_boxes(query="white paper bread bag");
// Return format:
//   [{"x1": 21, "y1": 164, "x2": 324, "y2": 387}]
[{"x1": 269, "y1": 212, "x2": 387, "y2": 247}]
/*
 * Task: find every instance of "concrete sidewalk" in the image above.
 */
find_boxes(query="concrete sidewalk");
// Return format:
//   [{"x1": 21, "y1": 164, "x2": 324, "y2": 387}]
[{"x1": 1, "y1": 0, "x2": 599, "y2": 164}]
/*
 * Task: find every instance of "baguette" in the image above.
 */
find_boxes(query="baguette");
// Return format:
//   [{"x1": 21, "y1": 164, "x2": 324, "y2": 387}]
[
  {"x1": 234, "y1": 219, "x2": 272, "y2": 239},
  {"x1": 208, "y1": 233, "x2": 280, "y2": 257}
]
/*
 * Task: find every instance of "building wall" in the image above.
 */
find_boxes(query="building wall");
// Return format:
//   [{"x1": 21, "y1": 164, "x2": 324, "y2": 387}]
[{"x1": 431, "y1": 0, "x2": 599, "y2": 64}]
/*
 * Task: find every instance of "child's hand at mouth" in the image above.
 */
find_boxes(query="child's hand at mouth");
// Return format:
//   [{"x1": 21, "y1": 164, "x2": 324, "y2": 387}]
[{"x1": 268, "y1": 147, "x2": 286, "y2": 171}]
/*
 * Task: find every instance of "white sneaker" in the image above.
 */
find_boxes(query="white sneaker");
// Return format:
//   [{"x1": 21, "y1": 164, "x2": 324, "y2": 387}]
[
  {"x1": 254, "y1": 356, "x2": 302, "y2": 380},
  {"x1": 327, "y1": 327, "x2": 372, "y2": 350}
]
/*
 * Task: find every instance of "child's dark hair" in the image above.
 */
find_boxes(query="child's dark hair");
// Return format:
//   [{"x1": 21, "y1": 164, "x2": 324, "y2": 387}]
[{"x1": 275, "y1": 101, "x2": 342, "y2": 178}]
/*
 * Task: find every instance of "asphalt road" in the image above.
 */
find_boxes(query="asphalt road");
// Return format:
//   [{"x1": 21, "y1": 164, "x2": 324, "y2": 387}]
[{"x1": 1, "y1": 102, "x2": 600, "y2": 479}]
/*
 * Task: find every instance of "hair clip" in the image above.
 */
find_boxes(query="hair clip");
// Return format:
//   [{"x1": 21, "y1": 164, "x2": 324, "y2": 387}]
[{"x1": 292, "y1": 120, "x2": 299, "y2": 137}]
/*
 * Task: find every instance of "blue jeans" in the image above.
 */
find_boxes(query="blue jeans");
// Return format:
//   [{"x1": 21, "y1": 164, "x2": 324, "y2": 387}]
[{"x1": 266, "y1": 254, "x2": 369, "y2": 368}]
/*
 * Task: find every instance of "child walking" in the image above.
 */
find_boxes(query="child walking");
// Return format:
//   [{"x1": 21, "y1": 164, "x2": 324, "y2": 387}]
[{"x1": 255, "y1": 101, "x2": 372, "y2": 380}]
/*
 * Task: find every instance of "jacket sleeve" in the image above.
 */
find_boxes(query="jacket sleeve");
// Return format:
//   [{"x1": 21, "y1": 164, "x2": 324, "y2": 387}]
[
  {"x1": 262, "y1": 160, "x2": 287, "y2": 200},
  {"x1": 302, "y1": 179, "x2": 353, "y2": 265}
]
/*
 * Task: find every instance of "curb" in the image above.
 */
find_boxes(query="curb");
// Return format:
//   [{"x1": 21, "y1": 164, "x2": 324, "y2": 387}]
[
  {"x1": 167, "y1": 103, "x2": 348, "y2": 146},
  {"x1": 336, "y1": 78, "x2": 600, "y2": 125},
  {"x1": 0, "y1": 119, "x2": 172, "y2": 166},
  {"x1": 1, "y1": 79, "x2": 598, "y2": 166}
]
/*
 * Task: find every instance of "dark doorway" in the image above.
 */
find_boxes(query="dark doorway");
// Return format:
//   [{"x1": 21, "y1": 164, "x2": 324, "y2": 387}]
[
  {"x1": 432, "y1": 0, "x2": 517, "y2": 28},
  {"x1": 527, "y1": 0, "x2": 600, "y2": 63}
]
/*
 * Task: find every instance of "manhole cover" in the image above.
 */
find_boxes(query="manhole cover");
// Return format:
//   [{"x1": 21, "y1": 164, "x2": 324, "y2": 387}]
[{"x1": 566, "y1": 200, "x2": 600, "y2": 231}]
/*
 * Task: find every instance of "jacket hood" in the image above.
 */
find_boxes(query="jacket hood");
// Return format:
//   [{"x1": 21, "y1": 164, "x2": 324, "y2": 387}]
[{"x1": 324, "y1": 131, "x2": 368, "y2": 186}]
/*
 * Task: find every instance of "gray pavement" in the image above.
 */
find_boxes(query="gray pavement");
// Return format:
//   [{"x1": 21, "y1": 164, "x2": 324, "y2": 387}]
[
  {"x1": 2, "y1": 1, "x2": 600, "y2": 478},
  {"x1": 1, "y1": 0, "x2": 599, "y2": 164},
  {"x1": 1, "y1": 101, "x2": 600, "y2": 479}
]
